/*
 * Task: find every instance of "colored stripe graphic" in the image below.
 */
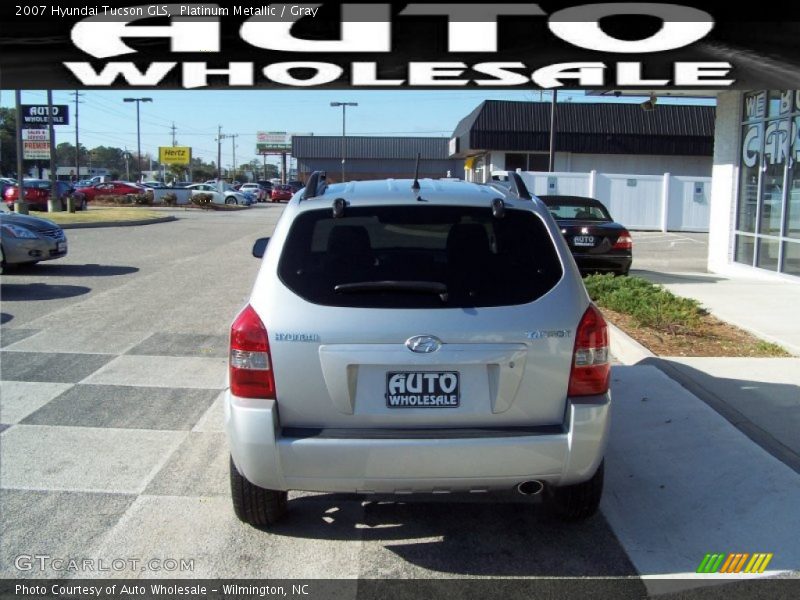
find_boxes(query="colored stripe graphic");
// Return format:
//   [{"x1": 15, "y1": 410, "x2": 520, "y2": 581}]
[
  {"x1": 698, "y1": 553, "x2": 775, "y2": 573},
  {"x1": 744, "y1": 553, "x2": 774, "y2": 573},
  {"x1": 697, "y1": 553, "x2": 725, "y2": 573}
]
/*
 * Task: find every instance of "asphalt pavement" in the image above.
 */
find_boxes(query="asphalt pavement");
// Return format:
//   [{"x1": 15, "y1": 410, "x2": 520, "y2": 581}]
[{"x1": 1, "y1": 215, "x2": 798, "y2": 594}]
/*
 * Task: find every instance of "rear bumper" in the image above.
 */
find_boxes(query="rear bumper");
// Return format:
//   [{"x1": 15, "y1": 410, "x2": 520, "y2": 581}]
[
  {"x1": 573, "y1": 253, "x2": 632, "y2": 274},
  {"x1": 225, "y1": 392, "x2": 610, "y2": 493}
]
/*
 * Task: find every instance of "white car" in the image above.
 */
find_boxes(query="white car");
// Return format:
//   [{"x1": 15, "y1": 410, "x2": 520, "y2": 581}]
[
  {"x1": 186, "y1": 183, "x2": 248, "y2": 206},
  {"x1": 227, "y1": 172, "x2": 610, "y2": 526},
  {"x1": 239, "y1": 183, "x2": 267, "y2": 202}
]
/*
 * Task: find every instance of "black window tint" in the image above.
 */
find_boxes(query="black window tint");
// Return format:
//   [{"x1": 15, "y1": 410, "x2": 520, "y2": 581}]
[{"x1": 278, "y1": 206, "x2": 562, "y2": 308}]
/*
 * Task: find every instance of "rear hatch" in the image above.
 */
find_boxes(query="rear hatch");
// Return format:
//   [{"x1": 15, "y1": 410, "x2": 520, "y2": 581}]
[{"x1": 255, "y1": 203, "x2": 587, "y2": 430}]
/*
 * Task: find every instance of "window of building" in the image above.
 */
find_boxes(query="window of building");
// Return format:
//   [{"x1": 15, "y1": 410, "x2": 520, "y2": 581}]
[
  {"x1": 734, "y1": 90, "x2": 800, "y2": 277},
  {"x1": 504, "y1": 152, "x2": 550, "y2": 172}
]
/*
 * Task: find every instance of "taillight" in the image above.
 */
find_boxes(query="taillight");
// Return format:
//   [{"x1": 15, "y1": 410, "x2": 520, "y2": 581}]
[
  {"x1": 568, "y1": 304, "x2": 610, "y2": 397},
  {"x1": 229, "y1": 304, "x2": 276, "y2": 399},
  {"x1": 612, "y1": 230, "x2": 632, "y2": 250}
]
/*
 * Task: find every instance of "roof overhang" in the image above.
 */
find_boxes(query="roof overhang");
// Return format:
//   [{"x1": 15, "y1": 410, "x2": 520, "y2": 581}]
[{"x1": 587, "y1": 90, "x2": 720, "y2": 98}]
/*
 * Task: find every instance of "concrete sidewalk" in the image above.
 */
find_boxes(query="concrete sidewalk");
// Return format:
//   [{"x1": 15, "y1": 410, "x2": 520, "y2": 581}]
[{"x1": 609, "y1": 271, "x2": 800, "y2": 475}]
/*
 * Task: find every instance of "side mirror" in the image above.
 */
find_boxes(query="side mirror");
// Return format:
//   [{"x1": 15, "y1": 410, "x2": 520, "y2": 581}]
[{"x1": 252, "y1": 237, "x2": 270, "y2": 258}]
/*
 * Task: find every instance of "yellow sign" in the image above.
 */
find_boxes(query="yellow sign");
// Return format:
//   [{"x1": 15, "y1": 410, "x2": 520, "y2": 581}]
[{"x1": 159, "y1": 146, "x2": 191, "y2": 165}]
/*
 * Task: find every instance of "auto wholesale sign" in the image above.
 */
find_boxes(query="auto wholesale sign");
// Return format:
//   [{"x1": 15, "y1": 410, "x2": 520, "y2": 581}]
[
  {"x1": 20, "y1": 104, "x2": 69, "y2": 126},
  {"x1": 158, "y1": 146, "x2": 192, "y2": 165}
]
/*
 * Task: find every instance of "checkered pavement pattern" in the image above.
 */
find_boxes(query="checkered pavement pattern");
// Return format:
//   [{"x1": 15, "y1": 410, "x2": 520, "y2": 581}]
[
  {"x1": 0, "y1": 328, "x2": 232, "y2": 578},
  {"x1": 0, "y1": 326, "x2": 642, "y2": 580}
]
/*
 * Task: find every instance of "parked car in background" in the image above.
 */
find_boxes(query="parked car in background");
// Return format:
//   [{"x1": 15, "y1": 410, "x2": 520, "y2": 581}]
[
  {"x1": 0, "y1": 211, "x2": 67, "y2": 270},
  {"x1": 227, "y1": 173, "x2": 610, "y2": 527},
  {"x1": 0, "y1": 177, "x2": 17, "y2": 198},
  {"x1": 539, "y1": 195, "x2": 632, "y2": 276},
  {"x1": 74, "y1": 181, "x2": 146, "y2": 202},
  {"x1": 186, "y1": 183, "x2": 249, "y2": 206},
  {"x1": 239, "y1": 183, "x2": 267, "y2": 202},
  {"x1": 256, "y1": 180, "x2": 274, "y2": 196},
  {"x1": 172, "y1": 181, "x2": 192, "y2": 188},
  {"x1": 270, "y1": 184, "x2": 294, "y2": 202},
  {"x1": 286, "y1": 180, "x2": 303, "y2": 193},
  {"x1": 4, "y1": 179, "x2": 86, "y2": 211},
  {"x1": 142, "y1": 181, "x2": 168, "y2": 189}
]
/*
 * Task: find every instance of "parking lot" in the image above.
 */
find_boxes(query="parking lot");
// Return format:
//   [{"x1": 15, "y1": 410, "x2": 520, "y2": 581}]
[{"x1": 1, "y1": 208, "x2": 797, "y2": 594}]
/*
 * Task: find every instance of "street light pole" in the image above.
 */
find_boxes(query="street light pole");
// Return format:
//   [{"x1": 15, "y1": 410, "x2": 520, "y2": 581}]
[
  {"x1": 330, "y1": 102, "x2": 358, "y2": 182},
  {"x1": 123, "y1": 97, "x2": 152, "y2": 181}
]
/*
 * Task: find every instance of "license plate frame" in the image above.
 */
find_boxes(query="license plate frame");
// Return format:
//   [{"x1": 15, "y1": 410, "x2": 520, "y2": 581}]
[
  {"x1": 386, "y1": 371, "x2": 460, "y2": 408},
  {"x1": 56, "y1": 241, "x2": 67, "y2": 253},
  {"x1": 572, "y1": 235, "x2": 595, "y2": 247}
]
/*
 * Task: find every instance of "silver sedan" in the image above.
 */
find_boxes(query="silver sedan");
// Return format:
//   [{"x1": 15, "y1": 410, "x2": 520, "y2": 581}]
[{"x1": 0, "y1": 211, "x2": 67, "y2": 269}]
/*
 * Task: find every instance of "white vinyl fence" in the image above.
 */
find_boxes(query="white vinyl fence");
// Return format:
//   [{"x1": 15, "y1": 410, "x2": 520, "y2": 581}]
[{"x1": 494, "y1": 170, "x2": 711, "y2": 232}]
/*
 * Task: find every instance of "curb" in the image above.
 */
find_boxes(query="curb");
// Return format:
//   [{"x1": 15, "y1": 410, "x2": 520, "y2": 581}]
[
  {"x1": 609, "y1": 322, "x2": 655, "y2": 364},
  {"x1": 58, "y1": 216, "x2": 177, "y2": 230},
  {"x1": 609, "y1": 320, "x2": 800, "y2": 475}
]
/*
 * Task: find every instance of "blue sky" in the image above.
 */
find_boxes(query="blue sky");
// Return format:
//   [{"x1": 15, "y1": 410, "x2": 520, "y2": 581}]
[{"x1": 1, "y1": 90, "x2": 715, "y2": 169}]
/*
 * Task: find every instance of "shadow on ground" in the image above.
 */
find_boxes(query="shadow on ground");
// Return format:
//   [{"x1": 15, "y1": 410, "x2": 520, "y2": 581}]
[
  {"x1": 0, "y1": 283, "x2": 91, "y2": 301},
  {"x1": 5, "y1": 264, "x2": 139, "y2": 277},
  {"x1": 643, "y1": 357, "x2": 800, "y2": 474},
  {"x1": 631, "y1": 270, "x2": 726, "y2": 285},
  {"x1": 266, "y1": 493, "x2": 640, "y2": 578}
]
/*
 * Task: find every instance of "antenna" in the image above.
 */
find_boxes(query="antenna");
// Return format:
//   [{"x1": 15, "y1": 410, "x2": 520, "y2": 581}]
[{"x1": 411, "y1": 152, "x2": 421, "y2": 193}]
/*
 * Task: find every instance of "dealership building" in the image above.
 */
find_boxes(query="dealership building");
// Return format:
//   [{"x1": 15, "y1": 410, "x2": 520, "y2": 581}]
[
  {"x1": 449, "y1": 100, "x2": 715, "y2": 181},
  {"x1": 700, "y1": 90, "x2": 799, "y2": 280}
]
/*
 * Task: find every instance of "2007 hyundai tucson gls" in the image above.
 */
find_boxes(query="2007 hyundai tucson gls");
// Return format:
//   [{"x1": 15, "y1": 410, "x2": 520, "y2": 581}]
[{"x1": 226, "y1": 173, "x2": 611, "y2": 526}]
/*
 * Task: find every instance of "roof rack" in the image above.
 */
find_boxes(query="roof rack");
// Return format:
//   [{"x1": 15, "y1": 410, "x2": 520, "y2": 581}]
[{"x1": 302, "y1": 171, "x2": 327, "y2": 200}]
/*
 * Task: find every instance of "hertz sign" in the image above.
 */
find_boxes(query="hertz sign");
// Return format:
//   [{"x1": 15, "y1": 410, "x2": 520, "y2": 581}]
[{"x1": 159, "y1": 146, "x2": 191, "y2": 165}]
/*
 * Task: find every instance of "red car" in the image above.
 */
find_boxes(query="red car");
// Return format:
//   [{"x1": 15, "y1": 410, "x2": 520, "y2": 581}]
[
  {"x1": 4, "y1": 179, "x2": 87, "y2": 211},
  {"x1": 270, "y1": 184, "x2": 294, "y2": 202},
  {"x1": 74, "y1": 181, "x2": 146, "y2": 201}
]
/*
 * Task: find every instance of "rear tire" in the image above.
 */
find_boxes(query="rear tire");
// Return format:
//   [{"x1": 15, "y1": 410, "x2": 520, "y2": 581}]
[
  {"x1": 230, "y1": 456, "x2": 288, "y2": 527},
  {"x1": 225, "y1": 197, "x2": 237, "y2": 205},
  {"x1": 546, "y1": 460, "x2": 604, "y2": 521}
]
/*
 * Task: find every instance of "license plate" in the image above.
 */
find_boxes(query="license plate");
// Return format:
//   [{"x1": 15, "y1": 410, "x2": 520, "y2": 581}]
[
  {"x1": 573, "y1": 235, "x2": 595, "y2": 247},
  {"x1": 386, "y1": 371, "x2": 460, "y2": 408},
  {"x1": 56, "y1": 242, "x2": 67, "y2": 252}
]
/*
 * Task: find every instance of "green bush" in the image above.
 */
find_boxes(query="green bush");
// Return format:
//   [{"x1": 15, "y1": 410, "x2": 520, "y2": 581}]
[
  {"x1": 161, "y1": 192, "x2": 177, "y2": 207},
  {"x1": 583, "y1": 274, "x2": 704, "y2": 334}
]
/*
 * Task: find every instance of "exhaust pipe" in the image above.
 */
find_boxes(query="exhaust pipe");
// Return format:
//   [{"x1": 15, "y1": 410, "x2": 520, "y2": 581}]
[{"x1": 517, "y1": 480, "x2": 544, "y2": 496}]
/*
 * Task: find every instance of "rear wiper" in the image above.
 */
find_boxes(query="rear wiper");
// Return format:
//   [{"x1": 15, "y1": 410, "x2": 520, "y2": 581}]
[{"x1": 334, "y1": 280, "x2": 449, "y2": 302}]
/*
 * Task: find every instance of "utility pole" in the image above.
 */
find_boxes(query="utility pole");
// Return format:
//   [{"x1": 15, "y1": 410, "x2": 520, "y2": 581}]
[
  {"x1": 124, "y1": 147, "x2": 130, "y2": 181},
  {"x1": 14, "y1": 90, "x2": 26, "y2": 212},
  {"x1": 548, "y1": 89, "x2": 558, "y2": 172},
  {"x1": 72, "y1": 91, "x2": 83, "y2": 182},
  {"x1": 229, "y1": 134, "x2": 238, "y2": 181},
  {"x1": 330, "y1": 102, "x2": 358, "y2": 182},
  {"x1": 170, "y1": 122, "x2": 177, "y2": 146},
  {"x1": 123, "y1": 97, "x2": 153, "y2": 181},
  {"x1": 47, "y1": 90, "x2": 58, "y2": 212},
  {"x1": 216, "y1": 125, "x2": 223, "y2": 180}
]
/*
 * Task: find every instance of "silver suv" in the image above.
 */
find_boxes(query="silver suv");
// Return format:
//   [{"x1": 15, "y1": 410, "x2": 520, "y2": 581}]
[{"x1": 226, "y1": 173, "x2": 611, "y2": 526}]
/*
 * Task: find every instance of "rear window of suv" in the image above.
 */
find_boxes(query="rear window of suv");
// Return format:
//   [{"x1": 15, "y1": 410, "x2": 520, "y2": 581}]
[{"x1": 278, "y1": 205, "x2": 563, "y2": 309}]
